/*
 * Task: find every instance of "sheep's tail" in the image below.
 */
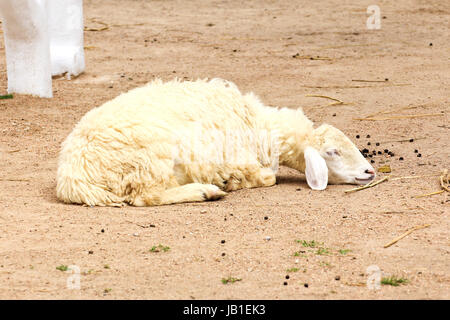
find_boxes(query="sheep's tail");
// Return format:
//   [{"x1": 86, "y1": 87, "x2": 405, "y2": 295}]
[{"x1": 56, "y1": 138, "x2": 124, "y2": 207}]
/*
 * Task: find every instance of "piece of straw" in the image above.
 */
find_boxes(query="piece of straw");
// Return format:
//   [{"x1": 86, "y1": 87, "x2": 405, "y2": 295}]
[
  {"x1": 383, "y1": 224, "x2": 430, "y2": 248},
  {"x1": 344, "y1": 175, "x2": 390, "y2": 193}
]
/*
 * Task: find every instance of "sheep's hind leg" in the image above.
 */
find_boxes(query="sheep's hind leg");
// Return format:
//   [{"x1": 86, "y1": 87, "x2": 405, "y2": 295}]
[{"x1": 132, "y1": 183, "x2": 227, "y2": 206}]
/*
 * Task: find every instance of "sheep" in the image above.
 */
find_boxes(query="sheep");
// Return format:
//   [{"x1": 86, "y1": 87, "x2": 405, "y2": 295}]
[
  {"x1": 56, "y1": 78, "x2": 376, "y2": 207},
  {"x1": 0, "y1": 0, "x2": 85, "y2": 98}
]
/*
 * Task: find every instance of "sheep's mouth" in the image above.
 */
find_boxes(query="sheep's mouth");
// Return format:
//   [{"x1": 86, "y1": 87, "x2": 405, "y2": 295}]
[{"x1": 355, "y1": 176, "x2": 375, "y2": 184}]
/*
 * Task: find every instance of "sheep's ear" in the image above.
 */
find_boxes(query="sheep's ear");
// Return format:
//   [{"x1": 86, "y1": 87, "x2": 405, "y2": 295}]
[{"x1": 304, "y1": 147, "x2": 328, "y2": 190}]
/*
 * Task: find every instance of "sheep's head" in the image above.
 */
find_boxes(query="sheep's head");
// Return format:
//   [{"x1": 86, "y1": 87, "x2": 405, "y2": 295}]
[{"x1": 304, "y1": 124, "x2": 375, "y2": 190}]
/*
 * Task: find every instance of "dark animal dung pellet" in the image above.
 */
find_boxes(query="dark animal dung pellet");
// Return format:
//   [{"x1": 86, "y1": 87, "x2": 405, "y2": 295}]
[
  {"x1": 376, "y1": 142, "x2": 380, "y2": 146},
  {"x1": 356, "y1": 135, "x2": 360, "y2": 139},
  {"x1": 332, "y1": 113, "x2": 336, "y2": 117},
  {"x1": 221, "y1": 253, "x2": 226, "y2": 256},
  {"x1": 285, "y1": 275, "x2": 290, "y2": 279},
  {"x1": 101, "y1": 229, "x2": 105, "y2": 233},
  {"x1": 88, "y1": 250, "x2": 94, "y2": 254},
  {"x1": 367, "y1": 142, "x2": 371, "y2": 146},
  {"x1": 304, "y1": 283, "x2": 309, "y2": 288},
  {"x1": 371, "y1": 160, "x2": 375, "y2": 163},
  {"x1": 372, "y1": 151, "x2": 376, "y2": 155},
  {"x1": 335, "y1": 276, "x2": 341, "y2": 281},
  {"x1": 414, "y1": 149, "x2": 418, "y2": 153},
  {"x1": 362, "y1": 148, "x2": 369, "y2": 153},
  {"x1": 409, "y1": 138, "x2": 414, "y2": 142},
  {"x1": 264, "y1": 216, "x2": 269, "y2": 220},
  {"x1": 399, "y1": 157, "x2": 404, "y2": 161},
  {"x1": 366, "y1": 135, "x2": 371, "y2": 138},
  {"x1": 429, "y1": 43, "x2": 433, "y2": 46},
  {"x1": 369, "y1": 154, "x2": 373, "y2": 158},
  {"x1": 384, "y1": 149, "x2": 389, "y2": 153},
  {"x1": 221, "y1": 240, "x2": 226, "y2": 244},
  {"x1": 363, "y1": 154, "x2": 367, "y2": 158},
  {"x1": 417, "y1": 154, "x2": 422, "y2": 157},
  {"x1": 283, "y1": 282, "x2": 288, "y2": 286},
  {"x1": 378, "y1": 151, "x2": 382, "y2": 155}
]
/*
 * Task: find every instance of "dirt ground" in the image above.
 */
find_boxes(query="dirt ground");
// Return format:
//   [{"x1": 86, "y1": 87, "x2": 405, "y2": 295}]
[{"x1": 0, "y1": 0, "x2": 448, "y2": 300}]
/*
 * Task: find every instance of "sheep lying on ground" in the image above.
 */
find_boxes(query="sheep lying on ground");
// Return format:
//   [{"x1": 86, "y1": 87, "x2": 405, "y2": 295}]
[{"x1": 56, "y1": 78, "x2": 375, "y2": 207}]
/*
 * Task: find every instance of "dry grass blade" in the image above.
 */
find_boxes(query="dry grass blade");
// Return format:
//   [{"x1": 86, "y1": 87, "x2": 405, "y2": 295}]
[
  {"x1": 354, "y1": 113, "x2": 444, "y2": 121},
  {"x1": 84, "y1": 20, "x2": 109, "y2": 32},
  {"x1": 415, "y1": 190, "x2": 445, "y2": 198},
  {"x1": 390, "y1": 174, "x2": 440, "y2": 181},
  {"x1": 380, "y1": 137, "x2": 426, "y2": 144},
  {"x1": 352, "y1": 79, "x2": 388, "y2": 83},
  {"x1": 305, "y1": 94, "x2": 346, "y2": 106},
  {"x1": 364, "y1": 105, "x2": 420, "y2": 119},
  {"x1": 384, "y1": 224, "x2": 430, "y2": 248},
  {"x1": 344, "y1": 175, "x2": 390, "y2": 193}
]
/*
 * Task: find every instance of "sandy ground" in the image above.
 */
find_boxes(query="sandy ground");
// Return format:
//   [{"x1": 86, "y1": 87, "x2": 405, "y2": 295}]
[{"x1": 0, "y1": 0, "x2": 448, "y2": 300}]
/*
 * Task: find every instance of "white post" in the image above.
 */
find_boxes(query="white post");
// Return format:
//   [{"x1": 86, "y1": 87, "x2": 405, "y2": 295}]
[
  {"x1": 47, "y1": 0, "x2": 85, "y2": 78},
  {"x1": 0, "y1": 0, "x2": 85, "y2": 98},
  {"x1": 0, "y1": 0, "x2": 53, "y2": 97}
]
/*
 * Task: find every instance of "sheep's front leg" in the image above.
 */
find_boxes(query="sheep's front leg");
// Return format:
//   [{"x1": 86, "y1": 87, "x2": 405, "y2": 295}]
[
  {"x1": 225, "y1": 166, "x2": 276, "y2": 192},
  {"x1": 131, "y1": 183, "x2": 227, "y2": 206}
]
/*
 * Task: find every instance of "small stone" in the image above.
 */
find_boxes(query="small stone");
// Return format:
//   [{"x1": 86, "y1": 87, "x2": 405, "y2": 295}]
[
  {"x1": 264, "y1": 236, "x2": 271, "y2": 241},
  {"x1": 200, "y1": 209, "x2": 207, "y2": 214}
]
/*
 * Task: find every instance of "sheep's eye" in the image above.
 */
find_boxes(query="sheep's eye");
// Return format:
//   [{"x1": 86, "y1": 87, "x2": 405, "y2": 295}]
[{"x1": 326, "y1": 149, "x2": 340, "y2": 157}]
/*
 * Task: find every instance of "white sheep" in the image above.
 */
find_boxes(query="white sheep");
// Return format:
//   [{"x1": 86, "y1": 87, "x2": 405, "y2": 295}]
[{"x1": 56, "y1": 78, "x2": 376, "y2": 207}]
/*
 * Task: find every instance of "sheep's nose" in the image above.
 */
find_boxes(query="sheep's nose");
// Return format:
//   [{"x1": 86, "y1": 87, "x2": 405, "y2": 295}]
[{"x1": 365, "y1": 169, "x2": 375, "y2": 175}]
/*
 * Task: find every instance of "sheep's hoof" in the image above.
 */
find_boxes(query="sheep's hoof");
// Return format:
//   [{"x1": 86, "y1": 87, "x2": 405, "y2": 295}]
[{"x1": 202, "y1": 185, "x2": 227, "y2": 201}]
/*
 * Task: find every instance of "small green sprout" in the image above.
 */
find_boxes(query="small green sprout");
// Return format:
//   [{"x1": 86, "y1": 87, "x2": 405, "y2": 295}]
[
  {"x1": 221, "y1": 277, "x2": 242, "y2": 284},
  {"x1": 381, "y1": 276, "x2": 408, "y2": 286},
  {"x1": 150, "y1": 244, "x2": 170, "y2": 253},
  {"x1": 56, "y1": 265, "x2": 69, "y2": 271}
]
